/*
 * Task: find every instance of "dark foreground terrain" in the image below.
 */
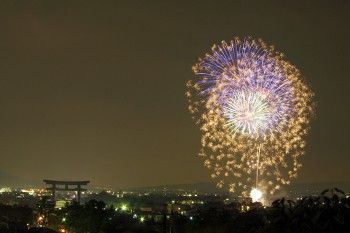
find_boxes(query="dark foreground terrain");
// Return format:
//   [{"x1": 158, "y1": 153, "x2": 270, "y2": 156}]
[{"x1": 0, "y1": 188, "x2": 349, "y2": 233}]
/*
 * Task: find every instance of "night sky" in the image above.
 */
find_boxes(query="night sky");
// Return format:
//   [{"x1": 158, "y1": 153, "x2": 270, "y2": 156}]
[{"x1": 0, "y1": 1, "x2": 349, "y2": 188}]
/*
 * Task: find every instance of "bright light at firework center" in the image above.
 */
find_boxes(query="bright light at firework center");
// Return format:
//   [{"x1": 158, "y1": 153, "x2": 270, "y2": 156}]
[
  {"x1": 250, "y1": 188, "x2": 263, "y2": 202},
  {"x1": 223, "y1": 90, "x2": 272, "y2": 135}
]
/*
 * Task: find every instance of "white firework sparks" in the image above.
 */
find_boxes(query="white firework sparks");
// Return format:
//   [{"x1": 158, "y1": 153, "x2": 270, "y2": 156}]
[{"x1": 223, "y1": 90, "x2": 271, "y2": 136}]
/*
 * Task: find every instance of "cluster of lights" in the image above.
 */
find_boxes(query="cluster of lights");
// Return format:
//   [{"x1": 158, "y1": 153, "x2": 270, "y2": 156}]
[
  {"x1": 115, "y1": 203, "x2": 129, "y2": 212},
  {"x1": 0, "y1": 187, "x2": 12, "y2": 193},
  {"x1": 121, "y1": 204, "x2": 128, "y2": 211},
  {"x1": 133, "y1": 214, "x2": 145, "y2": 223},
  {"x1": 36, "y1": 215, "x2": 45, "y2": 227}
]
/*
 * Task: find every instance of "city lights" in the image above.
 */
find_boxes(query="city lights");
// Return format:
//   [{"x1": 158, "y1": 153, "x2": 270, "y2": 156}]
[{"x1": 121, "y1": 204, "x2": 128, "y2": 211}]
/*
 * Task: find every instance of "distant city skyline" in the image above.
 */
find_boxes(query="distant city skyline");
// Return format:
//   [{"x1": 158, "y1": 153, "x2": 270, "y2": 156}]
[{"x1": 0, "y1": 1, "x2": 349, "y2": 187}]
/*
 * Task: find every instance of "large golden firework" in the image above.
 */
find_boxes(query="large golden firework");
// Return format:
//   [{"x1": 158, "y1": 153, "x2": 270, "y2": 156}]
[{"x1": 186, "y1": 37, "x2": 314, "y2": 198}]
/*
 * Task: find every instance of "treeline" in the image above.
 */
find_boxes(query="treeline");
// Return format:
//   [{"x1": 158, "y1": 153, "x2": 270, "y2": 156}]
[
  {"x1": 183, "y1": 188, "x2": 349, "y2": 233},
  {"x1": 0, "y1": 188, "x2": 349, "y2": 233}
]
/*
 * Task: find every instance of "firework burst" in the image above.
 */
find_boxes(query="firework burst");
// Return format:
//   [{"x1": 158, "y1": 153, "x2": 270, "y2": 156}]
[{"x1": 186, "y1": 37, "x2": 314, "y2": 197}]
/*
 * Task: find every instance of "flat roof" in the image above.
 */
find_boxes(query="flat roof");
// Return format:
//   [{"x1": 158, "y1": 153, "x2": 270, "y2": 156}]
[{"x1": 43, "y1": 179, "x2": 90, "y2": 185}]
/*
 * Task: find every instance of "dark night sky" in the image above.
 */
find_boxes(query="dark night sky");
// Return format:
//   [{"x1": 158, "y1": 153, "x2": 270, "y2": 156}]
[{"x1": 0, "y1": 1, "x2": 349, "y2": 188}]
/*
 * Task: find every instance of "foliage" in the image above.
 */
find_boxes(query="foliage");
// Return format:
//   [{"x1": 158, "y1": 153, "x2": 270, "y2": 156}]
[{"x1": 1, "y1": 189, "x2": 349, "y2": 233}]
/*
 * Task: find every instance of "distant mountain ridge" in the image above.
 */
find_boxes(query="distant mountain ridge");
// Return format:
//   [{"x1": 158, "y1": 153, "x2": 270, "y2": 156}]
[
  {"x1": 1, "y1": 170, "x2": 349, "y2": 194},
  {"x1": 126, "y1": 182, "x2": 226, "y2": 194},
  {"x1": 125, "y1": 181, "x2": 350, "y2": 195},
  {"x1": 0, "y1": 171, "x2": 41, "y2": 188},
  {"x1": 289, "y1": 181, "x2": 350, "y2": 194}
]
